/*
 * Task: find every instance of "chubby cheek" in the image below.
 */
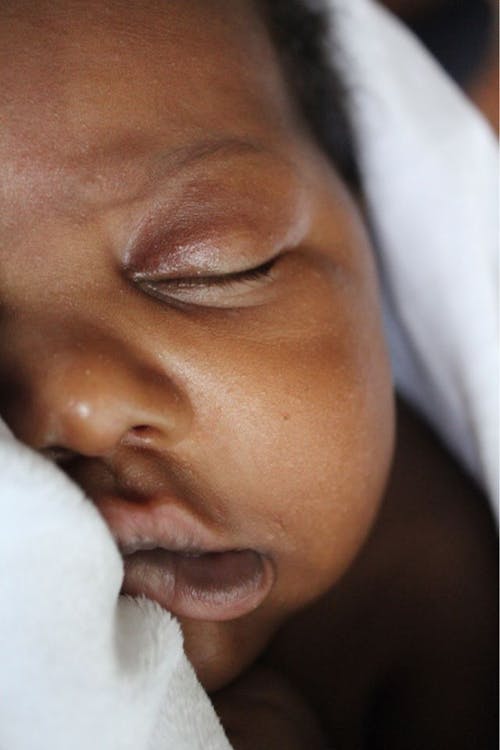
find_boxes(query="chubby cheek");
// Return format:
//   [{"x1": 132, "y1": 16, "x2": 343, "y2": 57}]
[
  {"x1": 225, "y1": 373, "x2": 392, "y2": 606},
  {"x1": 163, "y1": 190, "x2": 396, "y2": 690},
  {"x1": 180, "y1": 264, "x2": 394, "y2": 692},
  {"x1": 192, "y1": 254, "x2": 395, "y2": 611}
]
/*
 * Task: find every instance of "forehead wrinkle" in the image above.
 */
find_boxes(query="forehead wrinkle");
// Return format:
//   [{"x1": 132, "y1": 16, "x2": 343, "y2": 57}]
[
  {"x1": 74, "y1": 134, "x2": 274, "y2": 205},
  {"x1": 1, "y1": 131, "x2": 157, "y2": 219},
  {"x1": 1, "y1": 1, "x2": 306, "y2": 224},
  {"x1": 3, "y1": 131, "x2": 280, "y2": 220}
]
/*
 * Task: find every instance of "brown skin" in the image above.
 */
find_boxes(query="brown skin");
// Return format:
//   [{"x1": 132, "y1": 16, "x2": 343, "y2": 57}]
[
  {"x1": 262, "y1": 398, "x2": 498, "y2": 749},
  {"x1": 213, "y1": 399, "x2": 498, "y2": 750},
  {"x1": 0, "y1": 2, "x2": 496, "y2": 748},
  {"x1": 0, "y1": 0, "x2": 393, "y2": 693}
]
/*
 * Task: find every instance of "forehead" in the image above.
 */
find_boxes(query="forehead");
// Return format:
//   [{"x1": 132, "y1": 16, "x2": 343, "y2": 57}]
[{"x1": 0, "y1": 0, "x2": 300, "y2": 217}]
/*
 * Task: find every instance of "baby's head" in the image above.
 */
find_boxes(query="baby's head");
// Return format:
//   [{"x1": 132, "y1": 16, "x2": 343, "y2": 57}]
[{"x1": 0, "y1": 0, "x2": 394, "y2": 690}]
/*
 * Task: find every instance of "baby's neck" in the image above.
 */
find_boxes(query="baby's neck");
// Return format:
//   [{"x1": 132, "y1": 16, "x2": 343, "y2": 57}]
[{"x1": 262, "y1": 396, "x2": 497, "y2": 748}]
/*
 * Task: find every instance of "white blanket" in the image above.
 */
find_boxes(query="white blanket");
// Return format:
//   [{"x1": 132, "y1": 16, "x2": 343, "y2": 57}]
[
  {"x1": 0, "y1": 419, "x2": 232, "y2": 750},
  {"x1": 0, "y1": 1, "x2": 497, "y2": 748},
  {"x1": 329, "y1": 0, "x2": 498, "y2": 507}
]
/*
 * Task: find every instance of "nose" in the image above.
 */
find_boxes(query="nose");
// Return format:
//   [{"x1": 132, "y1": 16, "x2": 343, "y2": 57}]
[{"x1": 2, "y1": 338, "x2": 192, "y2": 459}]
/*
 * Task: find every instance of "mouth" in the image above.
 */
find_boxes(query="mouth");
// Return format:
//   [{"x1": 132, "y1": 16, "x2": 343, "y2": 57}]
[
  {"x1": 95, "y1": 494, "x2": 275, "y2": 621},
  {"x1": 121, "y1": 547, "x2": 274, "y2": 621}
]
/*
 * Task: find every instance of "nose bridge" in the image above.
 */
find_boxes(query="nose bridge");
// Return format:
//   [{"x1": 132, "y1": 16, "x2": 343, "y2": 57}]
[{"x1": 4, "y1": 327, "x2": 192, "y2": 457}]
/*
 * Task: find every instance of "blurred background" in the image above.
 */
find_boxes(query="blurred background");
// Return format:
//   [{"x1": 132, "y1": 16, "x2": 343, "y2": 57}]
[{"x1": 380, "y1": 0, "x2": 498, "y2": 131}]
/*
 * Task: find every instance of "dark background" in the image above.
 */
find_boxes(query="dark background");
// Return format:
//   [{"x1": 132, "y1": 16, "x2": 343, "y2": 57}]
[{"x1": 380, "y1": 0, "x2": 498, "y2": 131}]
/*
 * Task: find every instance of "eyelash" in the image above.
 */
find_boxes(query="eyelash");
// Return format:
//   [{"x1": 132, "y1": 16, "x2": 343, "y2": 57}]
[
  {"x1": 147, "y1": 256, "x2": 277, "y2": 290},
  {"x1": 143, "y1": 257, "x2": 278, "y2": 291},
  {"x1": 132, "y1": 254, "x2": 281, "y2": 309}
]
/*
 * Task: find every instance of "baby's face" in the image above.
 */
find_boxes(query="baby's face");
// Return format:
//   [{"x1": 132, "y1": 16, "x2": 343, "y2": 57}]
[{"x1": 0, "y1": 0, "x2": 394, "y2": 690}]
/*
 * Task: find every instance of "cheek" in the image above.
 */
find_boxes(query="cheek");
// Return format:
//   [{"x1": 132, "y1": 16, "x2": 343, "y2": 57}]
[{"x1": 188, "y1": 258, "x2": 395, "y2": 603}]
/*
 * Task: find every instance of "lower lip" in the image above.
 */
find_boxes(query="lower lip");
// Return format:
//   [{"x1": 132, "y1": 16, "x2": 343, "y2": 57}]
[{"x1": 121, "y1": 548, "x2": 274, "y2": 621}]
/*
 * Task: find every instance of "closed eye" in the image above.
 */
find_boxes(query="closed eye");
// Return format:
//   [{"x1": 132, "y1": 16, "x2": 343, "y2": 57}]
[
  {"x1": 134, "y1": 256, "x2": 280, "y2": 308},
  {"x1": 159, "y1": 257, "x2": 276, "y2": 288}
]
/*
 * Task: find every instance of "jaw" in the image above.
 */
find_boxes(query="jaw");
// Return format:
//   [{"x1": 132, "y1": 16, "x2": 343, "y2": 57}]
[{"x1": 180, "y1": 606, "x2": 287, "y2": 692}]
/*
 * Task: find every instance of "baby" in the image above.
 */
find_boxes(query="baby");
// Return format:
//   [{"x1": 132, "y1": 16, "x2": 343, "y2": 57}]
[{"x1": 0, "y1": 0, "x2": 497, "y2": 747}]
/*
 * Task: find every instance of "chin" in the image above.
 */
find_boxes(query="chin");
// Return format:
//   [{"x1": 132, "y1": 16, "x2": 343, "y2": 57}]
[{"x1": 180, "y1": 610, "x2": 282, "y2": 693}]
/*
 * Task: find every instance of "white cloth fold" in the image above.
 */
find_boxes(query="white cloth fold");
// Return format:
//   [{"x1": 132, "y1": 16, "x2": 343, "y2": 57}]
[
  {"x1": 0, "y1": 419, "x2": 232, "y2": 750},
  {"x1": 328, "y1": 0, "x2": 498, "y2": 507},
  {"x1": 0, "y1": 1, "x2": 497, "y2": 748}
]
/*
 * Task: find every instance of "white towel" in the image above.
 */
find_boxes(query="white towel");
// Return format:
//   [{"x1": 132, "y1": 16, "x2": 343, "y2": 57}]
[
  {"x1": 0, "y1": 419, "x2": 232, "y2": 750},
  {"x1": 0, "y1": 2, "x2": 496, "y2": 748}
]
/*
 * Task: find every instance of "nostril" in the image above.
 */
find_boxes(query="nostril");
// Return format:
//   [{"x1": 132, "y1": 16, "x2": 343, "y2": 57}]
[{"x1": 122, "y1": 424, "x2": 163, "y2": 447}]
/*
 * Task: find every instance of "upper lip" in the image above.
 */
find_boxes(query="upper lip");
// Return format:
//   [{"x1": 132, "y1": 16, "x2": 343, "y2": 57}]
[
  {"x1": 87, "y1": 481, "x2": 277, "y2": 622},
  {"x1": 94, "y1": 492, "x2": 236, "y2": 557}
]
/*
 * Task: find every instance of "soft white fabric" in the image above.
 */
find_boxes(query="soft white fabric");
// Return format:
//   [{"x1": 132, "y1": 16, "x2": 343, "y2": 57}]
[
  {"x1": 329, "y1": 0, "x2": 498, "y2": 508},
  {"x1": 0, "y1": 420, "x2": 232, "y2": 750},
  {"x1": 0, "y1": 2, "x2": 497, "y2": 749}
]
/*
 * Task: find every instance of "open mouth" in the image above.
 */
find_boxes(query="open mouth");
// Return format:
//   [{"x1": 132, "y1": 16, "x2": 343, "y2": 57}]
[{"x1": 121, "y1": 547, "x2": 274, "y2": 621}]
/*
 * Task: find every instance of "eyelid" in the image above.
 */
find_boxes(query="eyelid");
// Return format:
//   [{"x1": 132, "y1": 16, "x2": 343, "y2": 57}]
[
  {"x1": 133, "y1": 253, "x2": 282, "y2": 309},
  {"x1": 130, "y1": 253, "x2": 279, "y2": 286},
  {"x1": 130, "y1": 251, "x2": 282, "y2": 287}
]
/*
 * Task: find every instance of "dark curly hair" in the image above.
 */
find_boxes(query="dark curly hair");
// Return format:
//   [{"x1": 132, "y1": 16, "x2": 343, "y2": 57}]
[{"x1": 257, "y1": 0, "x2": 360, "y2": 190}]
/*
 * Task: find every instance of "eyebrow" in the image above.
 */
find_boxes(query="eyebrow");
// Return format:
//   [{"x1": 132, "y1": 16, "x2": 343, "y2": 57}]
[
  {"x1": 154, "y1": 136, "x2": 272, "y2": 178},
  {"x1": 73, "y1": 133, "x2": 280, "y2": 212}
]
